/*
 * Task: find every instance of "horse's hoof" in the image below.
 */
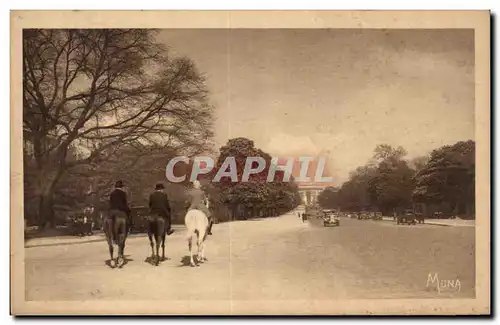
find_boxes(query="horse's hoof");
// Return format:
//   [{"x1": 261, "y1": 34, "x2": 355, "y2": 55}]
[
  {"x1": 109, "y1": 260, "x2": 116, "y2": 268},
  {"x1": 190, "y1": 263, "x2": 196, "y2": 267},
  {"x1": 117, "y1": 257, "x2": 124, "y2": 268}
]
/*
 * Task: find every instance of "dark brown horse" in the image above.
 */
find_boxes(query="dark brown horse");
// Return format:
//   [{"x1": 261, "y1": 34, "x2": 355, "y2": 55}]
[
  {"x1": 147, "y1": 214, "x2": 168, "y2": 266},
  {"x1": 103, "y1": 210, "x2": 129, "y2": 268}
]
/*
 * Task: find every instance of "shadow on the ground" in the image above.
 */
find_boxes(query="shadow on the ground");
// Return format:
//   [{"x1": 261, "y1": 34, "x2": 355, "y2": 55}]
[
  {"x1": 144, "y1": 256, "x2": 171, "y2": 266},
  {"x1": 178, "y1": 255, "x2": 208, "y2": 267}
]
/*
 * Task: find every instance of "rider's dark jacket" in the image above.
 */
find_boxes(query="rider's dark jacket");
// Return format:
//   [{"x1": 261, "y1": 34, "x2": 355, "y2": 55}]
[
  {"x1": 109, "y1": 188, "x2": 131, "y2": 215},
  {"x1": 149, "y1": 190, "x2": 171, "y2": 217}
]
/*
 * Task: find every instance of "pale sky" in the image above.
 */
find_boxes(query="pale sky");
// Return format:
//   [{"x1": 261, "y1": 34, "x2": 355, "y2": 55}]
[{"x1": 158, "y1": 29, "x2": 474, "y2": 184}]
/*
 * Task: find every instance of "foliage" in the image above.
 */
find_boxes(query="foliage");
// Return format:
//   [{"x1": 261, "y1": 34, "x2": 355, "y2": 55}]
[
  {"x1": 413, "y1": 140, "x2": 475, "y2": 216},
  {"x1": 317, "y1": 186, "x2": 339, "y2": 209},
  {"x1": 212, "y1": 137, "x2": 300, "y2": 218}
]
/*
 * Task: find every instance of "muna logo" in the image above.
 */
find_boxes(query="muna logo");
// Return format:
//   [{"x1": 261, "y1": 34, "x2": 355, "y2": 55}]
[{"x1": 426, "y1": 273, "x2": 461, "y2": 294}]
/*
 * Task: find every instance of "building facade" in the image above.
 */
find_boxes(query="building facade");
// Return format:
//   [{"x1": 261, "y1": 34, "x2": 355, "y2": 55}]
[{"x1": 297, "y1": 183, "x2": 328, "y2": 205}]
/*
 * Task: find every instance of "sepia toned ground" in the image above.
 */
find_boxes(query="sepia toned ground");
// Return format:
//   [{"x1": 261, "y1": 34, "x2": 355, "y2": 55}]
[{"x1": 25, "y1": 212, "x2": 475, "y2": 301}]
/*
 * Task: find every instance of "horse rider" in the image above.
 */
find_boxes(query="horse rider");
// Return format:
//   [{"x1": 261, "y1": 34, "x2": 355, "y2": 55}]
[
  {"x1": 187, "y1": 180, "x2": 213, "y2": 235},
  {"x1": 109, "y1": 180, "x2": 132, "y2": 230},
  {"x1": 149, "y1": 183, "x2": 175, "y2": 236}
]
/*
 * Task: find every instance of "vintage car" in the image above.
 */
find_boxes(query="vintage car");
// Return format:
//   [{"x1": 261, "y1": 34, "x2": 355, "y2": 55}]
[
  {"x1": 324, "y1": 214, "x2": 340, "y2": 227},
  {"x1": 69, "y1": 216, "x2": 94, "y2": 237},
  {"x1": 372, "y1": 212, "x2": 383, "y2": 220},
  {"x1": 414, "y1": 212, "x2": 425, "y2": 224},
  {"x1": 357, "y1": 211, "x2": 371, "y2": 220},
  {"x1": 396, "y1": 209, "x2": 416, "y2": 225},
  {"x1": 322, "y1": 209, "x2": 336, "y2": 218}
]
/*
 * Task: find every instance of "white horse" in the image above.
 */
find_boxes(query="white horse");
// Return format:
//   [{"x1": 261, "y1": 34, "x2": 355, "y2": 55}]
[{"x1": 184, "y1": 196, "x2": 210, "y2": 267}]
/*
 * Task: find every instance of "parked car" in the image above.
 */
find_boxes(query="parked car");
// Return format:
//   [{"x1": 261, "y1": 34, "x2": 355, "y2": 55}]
[
  {"x1": 372, "y1": 212, "x2": 383, "y2": 220},
  {"x1": 69, "y1": 216, "x2": 94, "y2": 237},
  {"x1": 358, "y1": 211, "x2": 370, "y2": 220},
  {"x1": 396, "y1": 209, "x2": 416, "y2": 225},
  {"x1": 324, "y1": 214, "x2": 340, "y2": 227}
]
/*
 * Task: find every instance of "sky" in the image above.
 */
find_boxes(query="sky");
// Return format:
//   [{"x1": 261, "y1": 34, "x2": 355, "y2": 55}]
[{"x1": 157, "y1": 29, "x2": 474, "y2": 184}]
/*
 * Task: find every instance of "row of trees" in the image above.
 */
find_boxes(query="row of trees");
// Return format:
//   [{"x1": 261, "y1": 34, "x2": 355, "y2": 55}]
[{"x1": 318, "y1": 141, "x2": 475, "y2": 218}]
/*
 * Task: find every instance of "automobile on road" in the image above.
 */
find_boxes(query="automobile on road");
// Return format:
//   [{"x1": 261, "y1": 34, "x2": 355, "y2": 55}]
[
  {"x1": 396, "y1": 209, "x2": 416, "y2": 225},
  {"x1": 323, "y1": 214, "x2": 340, "y2": 227},
  {"x1": 357, "y1": 211, "x2": 371, "y2": 220}
]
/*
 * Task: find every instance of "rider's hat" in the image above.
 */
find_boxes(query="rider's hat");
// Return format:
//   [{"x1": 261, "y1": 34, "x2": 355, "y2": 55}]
[{"x1": 155, "y1": 183, "x2": 165, "y2": 190}]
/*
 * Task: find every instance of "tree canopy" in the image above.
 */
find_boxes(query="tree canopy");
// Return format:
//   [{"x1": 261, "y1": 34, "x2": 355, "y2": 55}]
[{"x1": 212, "y1": 137, "x2": 300, "y2": 219}]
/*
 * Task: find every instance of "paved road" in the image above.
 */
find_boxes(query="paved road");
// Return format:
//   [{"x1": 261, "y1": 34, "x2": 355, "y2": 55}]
[{"x1": 25, "y1": 212, "x2": 475, "y2": 301}]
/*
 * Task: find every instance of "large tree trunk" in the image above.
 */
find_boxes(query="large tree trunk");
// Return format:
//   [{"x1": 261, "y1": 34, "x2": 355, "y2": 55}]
[
  {"x1": 38, "y1": 190, "x2": 55, "y2": 229},
  {"x1": 35, "y1": 167, "x2": 64, "y2": 230}
]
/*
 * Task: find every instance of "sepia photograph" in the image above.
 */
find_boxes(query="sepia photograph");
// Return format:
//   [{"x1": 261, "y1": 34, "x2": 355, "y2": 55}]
[{"x1": 10, "y1": 10, "x2": 490, "y2": 315}]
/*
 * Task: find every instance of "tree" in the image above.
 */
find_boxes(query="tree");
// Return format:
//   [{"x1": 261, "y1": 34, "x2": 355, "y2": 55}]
[
  {"x1": 334, "y1": 144, "x2": 413, "y2": 214},
  {"x1": 409, "y1": 155, "x2": 430, "y2": 173},
  {"x1": 212, "y1": 137, "x2": 300, "y2": 219},
  {"x1": 413, "y1": 140, "x2": 475, "y2": 217},
  {"x1": 336, "y1": 165, "x2": 377, "y2": 211},
  {"x1": 318, "y1": 186, "x2": 339, "y2": 209},
  {"x1": 367, "y1": 157, "x2": 415, "y2": 215},
  {"x1": 373, "y1": 144, "x2": 407, "y2": 162},
  {"x1": 23, "y1": 29, "x2": 214, "y2": 227}
]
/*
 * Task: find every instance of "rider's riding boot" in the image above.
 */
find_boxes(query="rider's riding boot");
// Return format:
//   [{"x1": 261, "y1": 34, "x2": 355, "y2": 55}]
[{"x1": 166, "y1": 227, "x2": 175, "y2": 236}]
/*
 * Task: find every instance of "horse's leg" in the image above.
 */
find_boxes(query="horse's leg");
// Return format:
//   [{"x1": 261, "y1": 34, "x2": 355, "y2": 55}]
[
  {"x1": 147, "y1": 221, "x2": 155, "y2": 260},
  {"x1": 117, "y1": 219, "x2": 126, "y2": 268},
  {"x1": 194, "y1": 230, "x2": 203, "y2": 265},
  {"x1": 105, "y1": 225, "x2": 115, "y2": 268},
  {"x1": 107, "y1": 237, "x2": 115, "y2": 268},
  {"x1": 157, "y1": 219, "x2": 165, "y2": 263},
  {"x1": 199, "y1": 229, "x2": 207, "y2": 262},
  {"x1": 188, "y1": 235, "x2": 195, "y2": 267},
  {"x1": 161, "y1": 230, "x2": 167, "y2": 261}
]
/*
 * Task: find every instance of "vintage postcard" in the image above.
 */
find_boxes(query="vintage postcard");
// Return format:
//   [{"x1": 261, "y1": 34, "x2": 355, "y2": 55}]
[{"x1": 11, "y1": 10, "x2": 490, "y2": 315}]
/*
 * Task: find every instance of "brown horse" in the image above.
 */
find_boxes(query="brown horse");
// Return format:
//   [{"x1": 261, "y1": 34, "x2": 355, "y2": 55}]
[
  {"x1": 147, "y1": 214, "x2": 168, "y2": 266},
  {"x1": 103, "y1": 210, "x2": 129, "y2": 268}
]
